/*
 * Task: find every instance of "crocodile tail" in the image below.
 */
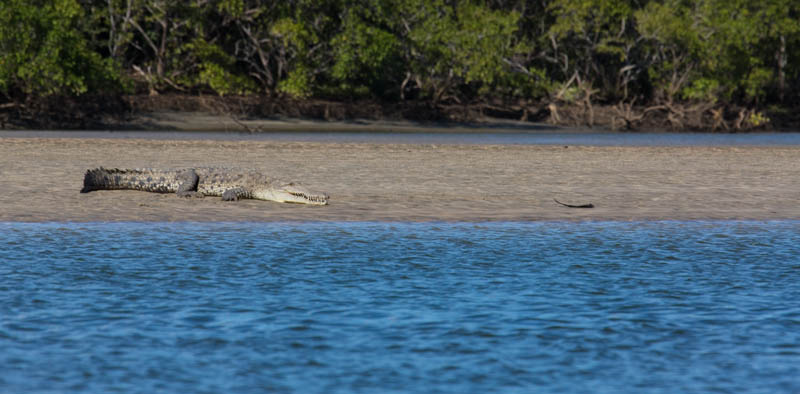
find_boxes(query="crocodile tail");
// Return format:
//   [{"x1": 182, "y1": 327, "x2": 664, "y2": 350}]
[
  {"x1": 80, "y1": 167, "x2": 128, "y2": 193},
  {"x1": 81, "y1": 167, "x2": 105, "y2": 193}
]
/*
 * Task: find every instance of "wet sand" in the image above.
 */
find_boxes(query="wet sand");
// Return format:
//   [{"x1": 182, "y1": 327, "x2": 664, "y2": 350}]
[{"x1": 1, "y1": 136, "x2": 798, "y2": 222}]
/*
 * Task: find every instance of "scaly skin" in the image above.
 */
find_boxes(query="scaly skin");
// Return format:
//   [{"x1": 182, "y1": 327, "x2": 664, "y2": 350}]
[{"x1": 80, "y1": 167, "x2": 329, "y2": 205}]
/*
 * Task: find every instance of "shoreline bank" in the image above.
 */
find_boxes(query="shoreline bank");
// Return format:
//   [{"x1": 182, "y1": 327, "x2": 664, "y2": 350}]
[{"x1": 3, "y1": 95, "x2": 799, "y2": 133}]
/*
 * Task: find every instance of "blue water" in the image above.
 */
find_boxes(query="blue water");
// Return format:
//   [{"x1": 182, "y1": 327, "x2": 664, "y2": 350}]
[{"x1": 2, "y1": 221, "x2": 799, "y2": 393}]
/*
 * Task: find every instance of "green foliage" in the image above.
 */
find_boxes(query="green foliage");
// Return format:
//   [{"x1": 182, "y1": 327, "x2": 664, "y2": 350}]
[
  {"x1": 495, "y1": 66, "x2": 553, "y2": 100},
  {"x1": 0, "y1": 0, "x2": 123, "y2": 98},
  {"x1": 197, "y1": 62, "x2": 255, "y2": 96},
  {"x1": 548, "y1": 0, "x2": 632, "y2": 42},
  {"x1": 271, "y1": 18, "x2": 318, "y2": 54},
  {"x1": 547, "y1": 0, "x2": 638, "y2": 99},
  {"x1": 637, "y1": 0, "x2": 800, "y2": 104},
  {"x1": 450, "y1": 3, "x2": 522, "y2": 86},
  {"x1": 279, "y1": 64, "x2": 314, "y2": 98},
  {"x1": 2, "y1": 0, "x2": 800, "y2": 110},
  {"x1": 682, "y1": 78, "x2": 720, "y2": 103},
  {"x1": 635, "y1": 0, "x2": 700, "y2": 102},
  {"x1": 330, "y1": 9, "x2": 402, "y2": 98},
  {"x1": 401, "y1": 0, "x2": 530, "y2": 101},
  {"x1": 216, "y1": 0, "x2": 245, "y2": 18},
  {"x1": 749, "y1": 111, "x2": 769, "y2": 127},
  {"x1": 270, "y1": 0, "x2": 341, "y2": 97},
  {"x1": 178, "y1": 38, "x2": 255, "y2": 95}
]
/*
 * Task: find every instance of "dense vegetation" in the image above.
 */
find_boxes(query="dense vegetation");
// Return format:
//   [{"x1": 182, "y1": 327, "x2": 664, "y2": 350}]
[{"x1": 1, "y1": 0, "x2": 798, "y2": 129}]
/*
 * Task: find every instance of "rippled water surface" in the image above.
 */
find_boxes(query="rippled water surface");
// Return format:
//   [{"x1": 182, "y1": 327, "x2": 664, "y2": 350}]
[{"x1": 2, "y1": 221, "x2": 799, "y2": 393}]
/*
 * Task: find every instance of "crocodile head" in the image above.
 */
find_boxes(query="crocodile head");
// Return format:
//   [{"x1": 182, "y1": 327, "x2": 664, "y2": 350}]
[{"x1": 254, "y1": 182, "x2": 329, "y2": 205}]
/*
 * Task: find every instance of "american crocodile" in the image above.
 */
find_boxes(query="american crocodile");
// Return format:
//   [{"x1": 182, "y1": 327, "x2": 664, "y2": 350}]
[{"x1": 80, "y1": 167, "x2": 329, "y2": 205}]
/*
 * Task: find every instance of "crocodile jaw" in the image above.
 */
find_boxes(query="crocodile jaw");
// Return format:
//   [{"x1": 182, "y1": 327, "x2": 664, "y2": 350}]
[{"x1": 253, "y1": 186, "x2": 329, "y2": 205}]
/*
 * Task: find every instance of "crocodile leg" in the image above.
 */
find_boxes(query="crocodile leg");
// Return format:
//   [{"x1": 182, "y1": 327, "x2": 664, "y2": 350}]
[
  {"x1": 176, "y1": 169, "x2": 203, "y2": 198},
  {"x1": 221, "y1": 187, "x2": 249, "y2": 201}
]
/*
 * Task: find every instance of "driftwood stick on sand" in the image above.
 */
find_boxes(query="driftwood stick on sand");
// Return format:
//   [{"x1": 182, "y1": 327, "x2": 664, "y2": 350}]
[{"x1": 554, "y1": 198, "x2": 594, "y2": 209}]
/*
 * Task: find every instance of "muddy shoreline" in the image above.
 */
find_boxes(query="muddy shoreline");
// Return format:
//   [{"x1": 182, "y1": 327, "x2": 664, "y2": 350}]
[{"x1": 2, "y1": 94, "x2": 799, "y2": 132}]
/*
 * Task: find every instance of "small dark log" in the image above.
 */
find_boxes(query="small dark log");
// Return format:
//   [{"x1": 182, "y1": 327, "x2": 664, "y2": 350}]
[{"x1": 554, "y1": 198, "x2": 594, "y2": 209}]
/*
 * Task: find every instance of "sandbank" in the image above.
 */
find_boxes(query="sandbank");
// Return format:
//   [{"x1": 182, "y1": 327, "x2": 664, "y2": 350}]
[{"x1": 0, "y1": 133, "x2": 798, "y2": 222}]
